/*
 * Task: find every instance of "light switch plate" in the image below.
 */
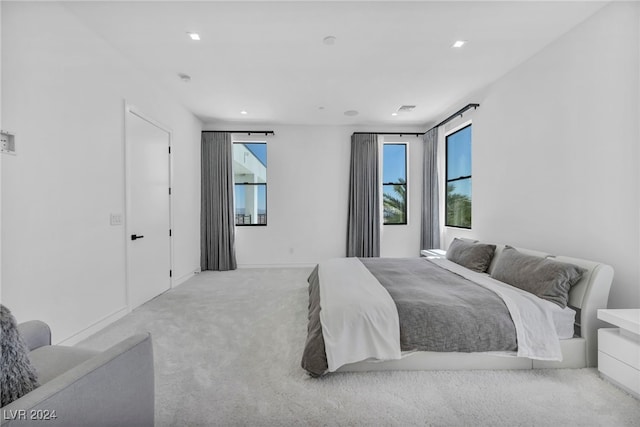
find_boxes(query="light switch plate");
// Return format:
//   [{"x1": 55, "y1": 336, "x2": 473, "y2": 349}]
[{"x1": 110, "y1": 213, "x2": 123, "y2": 226}]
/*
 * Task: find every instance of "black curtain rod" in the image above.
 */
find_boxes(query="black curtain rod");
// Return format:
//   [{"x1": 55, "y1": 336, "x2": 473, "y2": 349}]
[
  {"x1": 352, "y1": 103, "x2": 479, "y2": 138},
  {"x1": 202, "y1": 130, "x2": 274, "y2": 136},
  {"x1": 427, "y1": 103, "x2": 479, "y2": 133},
  {"x1": 352, "y1": 132, "x2": 422, "y2": 137}
]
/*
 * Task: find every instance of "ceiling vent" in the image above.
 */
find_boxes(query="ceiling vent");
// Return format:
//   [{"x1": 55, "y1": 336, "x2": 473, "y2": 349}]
[{"x1": 398, "y1": 105, "x2": 416, "y2": 113}]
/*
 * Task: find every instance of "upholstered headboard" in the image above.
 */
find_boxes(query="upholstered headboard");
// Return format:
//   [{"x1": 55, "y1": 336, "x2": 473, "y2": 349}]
[{"x1": 485, "y1": 244, "x2": 614, "y2": 367}]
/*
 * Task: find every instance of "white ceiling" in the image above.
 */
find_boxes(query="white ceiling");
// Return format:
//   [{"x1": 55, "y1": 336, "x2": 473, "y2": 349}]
[{"x1": 62, "y1": 1, "x2": 607, "y2": 126}]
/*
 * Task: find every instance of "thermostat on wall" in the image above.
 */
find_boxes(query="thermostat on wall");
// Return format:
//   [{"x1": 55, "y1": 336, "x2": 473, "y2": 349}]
[{"x1": 1, "y1": 130, "x2": 16, "y2": 155}]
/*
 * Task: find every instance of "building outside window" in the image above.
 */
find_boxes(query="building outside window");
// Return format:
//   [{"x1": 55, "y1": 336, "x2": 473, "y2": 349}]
[
  {"x1": 233, "y1": 142, "x2": 267, "y2": 225},
  {"x1": 383, "y1": 143, "x2": 407, "y2": 225},
  {"x1": 445, "y1": 124, "x2": 472, "y2": 228}
]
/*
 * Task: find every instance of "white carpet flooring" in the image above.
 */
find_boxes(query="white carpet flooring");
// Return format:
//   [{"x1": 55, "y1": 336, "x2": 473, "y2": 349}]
[{"x1": 78, "y1": 268, "x2": 640, "y2": 426}]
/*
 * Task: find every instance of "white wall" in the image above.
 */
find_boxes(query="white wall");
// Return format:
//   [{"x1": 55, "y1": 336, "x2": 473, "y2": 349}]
[
  {"x1": 205, "y1": 124, "x2": 423, "y2": 266},
  {"x1": 167, "y1": 115, "x2": 202, "y2": 286},
  {"x1": 1, "y1": 2, "x2": 202, "y2": 343},
  {"x1": 441, "y1": 2, "x2": 639, "y2": 309}
]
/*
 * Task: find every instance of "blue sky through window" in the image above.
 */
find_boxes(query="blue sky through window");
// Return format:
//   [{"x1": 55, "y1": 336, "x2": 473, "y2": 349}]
[
  {"x1": 245, "y1": 143, "x2": 267, "y2": 166},
  {"x1": 446, "y1": 125, "x2": 471, "y2": 182},
  {"x1": 383, "y1": 144, "x2": 406, "y2": 183},
  {"x1": 445, "y1": 124, "x2": 472, "y2": 228}
]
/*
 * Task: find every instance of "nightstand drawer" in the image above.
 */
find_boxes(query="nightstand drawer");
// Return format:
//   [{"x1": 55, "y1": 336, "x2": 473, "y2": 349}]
[
  {"x1": 598, "y1": 351, "x2": 640, "y2": 397},
  {"x1": 598, "y1": 328, "x2": 640, "y2": 369}
]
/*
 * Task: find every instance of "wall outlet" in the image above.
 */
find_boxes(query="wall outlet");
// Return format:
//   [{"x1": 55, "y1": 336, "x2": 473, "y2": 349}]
[{"x1": 110, "y1": 213, "x2": 123, "y2": 226}]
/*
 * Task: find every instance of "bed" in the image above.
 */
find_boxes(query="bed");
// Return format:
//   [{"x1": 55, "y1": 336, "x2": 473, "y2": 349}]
[{"x1": 301, "y1": 240, "x2": 614, "y2": 377}]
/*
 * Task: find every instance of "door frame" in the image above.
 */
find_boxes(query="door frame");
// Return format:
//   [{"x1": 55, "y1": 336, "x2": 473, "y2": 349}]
[{"x1": 123, "y1": 102, "x2": 174, "y2": 312}]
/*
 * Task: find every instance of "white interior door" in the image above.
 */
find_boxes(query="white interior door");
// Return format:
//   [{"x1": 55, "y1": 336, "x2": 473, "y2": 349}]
[{"x1": 125, "y1": 107, "x2": 171, "y2": 309}]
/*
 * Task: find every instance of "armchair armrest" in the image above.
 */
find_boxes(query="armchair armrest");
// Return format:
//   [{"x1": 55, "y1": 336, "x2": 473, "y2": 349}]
[
  {"x1": 17, "y1": 321, "x2": 51, "y2": 351},
  {"x1": 1, "y1": 333, "x2": 154, "y2": 427}
]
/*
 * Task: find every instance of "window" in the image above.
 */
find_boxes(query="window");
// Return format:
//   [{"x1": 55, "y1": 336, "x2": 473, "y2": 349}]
[
  {"x1": 233, "y1": 142, "x2": 267, "y2": 225},
  {"x1": 445, "y1": 124, "x2": 472, "y2": 228},
  {"x1": 382, "y1": 143, "x2": 407, "y2": 225}
]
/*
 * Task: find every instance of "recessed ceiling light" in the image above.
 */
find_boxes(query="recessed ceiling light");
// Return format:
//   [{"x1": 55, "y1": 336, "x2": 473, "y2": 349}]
[
  {"x1": 391, "y1": 112, "x2": 398, "y2": 116},
  {"x1": 188, "y1": 32, "x2": 200, "y2": 41},
  {"x1": 318, "y1": 106, "x2": 325, "y2": 110},
  {"x1": 240, "y1": 110, "x2": 248, "y2": 115},
  {"x1": 323, "y1": 36, "x2": 337, "y2": 46},
  {"x1": 178, "y1": 73, "x2": 191, "y2": 83},
  {"x1": 452, "y1": 40, "x2": 466, "y2": 48},
  {"x1": 344, "y1": 110, "x2": 358, "y2": 116}
]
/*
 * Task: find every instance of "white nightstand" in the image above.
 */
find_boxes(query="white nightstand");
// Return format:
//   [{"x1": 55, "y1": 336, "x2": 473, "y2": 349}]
[
  {"x1": 420, "y1": 249, "x2": 446, "y2": 259},
  {"x1": 597, "y1": 309, "x2": 640, "y2": 398}
]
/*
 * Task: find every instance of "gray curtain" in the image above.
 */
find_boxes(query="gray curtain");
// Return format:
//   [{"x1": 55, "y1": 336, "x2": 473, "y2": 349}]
[
  {"x1": 346, "y1": 133, "x2": 380, "y2": 257},
  {"x1": 201, "y1": 132, "x2": 237, "y2": 271},
  {"x1": 420, "y1": 128, "x2": 440, "y2": 250}
]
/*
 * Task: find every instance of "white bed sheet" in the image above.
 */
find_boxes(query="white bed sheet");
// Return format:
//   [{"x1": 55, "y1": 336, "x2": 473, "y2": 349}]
[{"x1": 543, "y1": 300, "x2": 576, "y2": 340}]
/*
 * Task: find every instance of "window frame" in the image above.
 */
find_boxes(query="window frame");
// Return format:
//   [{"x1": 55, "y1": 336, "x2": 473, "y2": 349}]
[
  {"x1": 382, "y1": 142, "x2": 408, "y2": 226},
  {"x1": 233, "y1": 141, "x2": 267, "y2": 227},
  {"x1": 445, "y1": 123, "x2": 472, "y2": 229}
]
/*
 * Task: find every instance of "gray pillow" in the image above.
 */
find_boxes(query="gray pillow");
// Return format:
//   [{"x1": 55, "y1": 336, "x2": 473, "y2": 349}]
[
  {"x1": 491, "y1": 246, "x2": 585, "y2": 308},
  {"x1": 1, "y1": 305, "x2": 40, "y2": 407},
  {"x1": 446, "y1": 238, "x2": 496, "y2": 273}
]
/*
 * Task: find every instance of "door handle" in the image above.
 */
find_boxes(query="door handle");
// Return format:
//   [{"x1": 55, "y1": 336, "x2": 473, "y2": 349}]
[{"x1": 131, "y1": 234, "x2": 145, "y2": 241}]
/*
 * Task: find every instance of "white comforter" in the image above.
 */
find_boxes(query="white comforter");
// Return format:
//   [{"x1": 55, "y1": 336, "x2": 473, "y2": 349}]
[{"x1": 318, "y1": 257, "x2": 563, "y2": 372}]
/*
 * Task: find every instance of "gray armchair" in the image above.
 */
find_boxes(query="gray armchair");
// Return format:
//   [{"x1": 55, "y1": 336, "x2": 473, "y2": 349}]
[{"x1": 1, "y1": 321, "x2": 154, "y2": 427}]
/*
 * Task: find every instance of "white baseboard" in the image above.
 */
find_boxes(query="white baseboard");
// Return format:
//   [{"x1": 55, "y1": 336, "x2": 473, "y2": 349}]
[
  {"x1": 237, "y1": 263, "x2": 316, "y2": 269},
  {"x1": 173, "y1": 268, "x2": 201, "y2": 288},
  {"x1": 57, "y1": 305, "x2": 129, "y2": 346}
]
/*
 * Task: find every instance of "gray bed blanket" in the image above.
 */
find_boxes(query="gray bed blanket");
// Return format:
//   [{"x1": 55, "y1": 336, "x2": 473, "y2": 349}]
[
  {"x1": 301, "y1": 258, "x2": 517, "y2": 376},
  {"x1": 301, "y1": 265, "x2": 327, "y2": 377}
]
